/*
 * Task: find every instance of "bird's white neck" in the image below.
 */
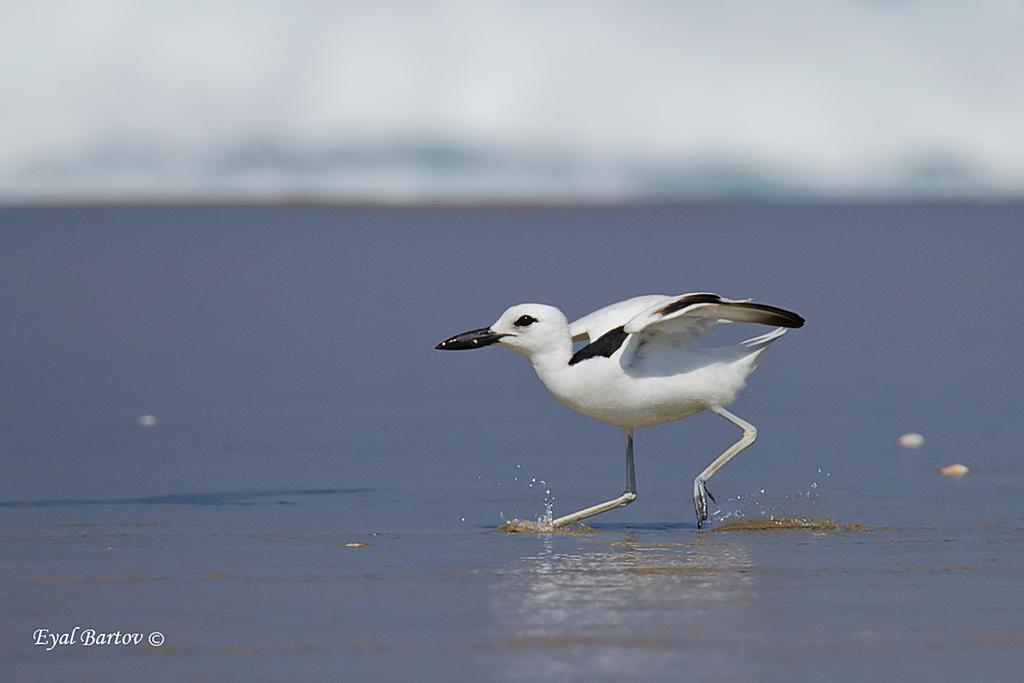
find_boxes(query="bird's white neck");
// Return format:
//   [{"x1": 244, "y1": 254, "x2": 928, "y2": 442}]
[{"x1": 523, "y1": 336, "x2": 574, "y2": 396}]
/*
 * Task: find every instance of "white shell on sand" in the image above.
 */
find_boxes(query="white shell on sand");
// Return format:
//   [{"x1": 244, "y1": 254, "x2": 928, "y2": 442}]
[
  {"x1": 939, "y1": 463, "x2": 969, "y2": 477},
  {"x1": 897, "y1": 432, "x2": 924, "y2": 449}
]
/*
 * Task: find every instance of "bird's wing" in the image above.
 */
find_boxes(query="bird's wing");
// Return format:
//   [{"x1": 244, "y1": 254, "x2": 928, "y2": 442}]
[
  {"x1": 623, "y1": 292, "x2": 804, "y2": 351},
  {"x1": 569, "y1": 295, "x2": 673, "y2": 342}
]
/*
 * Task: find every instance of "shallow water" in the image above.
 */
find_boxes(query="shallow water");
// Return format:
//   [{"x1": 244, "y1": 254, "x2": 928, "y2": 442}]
[{"x1": 2, "y1": 204, "x2": 1024, "y2": 680}]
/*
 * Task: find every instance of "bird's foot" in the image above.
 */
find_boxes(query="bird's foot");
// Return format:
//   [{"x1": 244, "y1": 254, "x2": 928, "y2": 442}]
[{"x1": 692, "y1": 477, "x2": 715, "y2": 529}]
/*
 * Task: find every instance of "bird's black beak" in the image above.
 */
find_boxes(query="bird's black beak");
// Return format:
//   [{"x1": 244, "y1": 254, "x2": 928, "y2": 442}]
[{"x1": 435, "y1": 327, "x2": 508, "y2": 350}]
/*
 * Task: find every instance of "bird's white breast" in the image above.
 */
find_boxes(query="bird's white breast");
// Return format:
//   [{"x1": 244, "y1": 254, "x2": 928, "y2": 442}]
[{"x1": 536, "y1": 348, "x2": 759, "y2": 429}]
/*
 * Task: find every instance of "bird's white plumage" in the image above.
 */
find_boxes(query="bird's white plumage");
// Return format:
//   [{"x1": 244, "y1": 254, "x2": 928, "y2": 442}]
[
  {"x1": 551, "y1": 330, "x2": 777, "y2": 428},
  {"x1": 570, "y1": 293, "x2": 775, "y2": 351},
  {"x1": 436, "y1": 291, "x2": 804, "y2": 528},
  {"x1": 622, "y1": 295, "x2": 754, "y2": 335},
  {"x1": 478, "y1": 293, "x2": 800, "y2": 428},
  {"x1": 568, "y1": 294, "x2": 671, "y2": 342}
]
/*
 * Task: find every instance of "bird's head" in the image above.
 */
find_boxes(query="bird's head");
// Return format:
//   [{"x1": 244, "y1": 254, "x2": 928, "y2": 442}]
[{"x1": 435, "y1": 303, "x2": 569, "y2": 358}]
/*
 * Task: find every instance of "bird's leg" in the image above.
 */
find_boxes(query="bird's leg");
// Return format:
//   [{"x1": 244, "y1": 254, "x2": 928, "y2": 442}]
[
  {"x1": 693, "y1": 406, "x2": 758, "y2": 529},
  {"x1": 551, "y1": 428, "x2": 636, "y2": 528}
]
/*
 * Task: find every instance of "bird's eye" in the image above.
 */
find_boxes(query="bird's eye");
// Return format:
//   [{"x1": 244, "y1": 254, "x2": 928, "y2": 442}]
[{"x1": 514, "y1": 315, "x2": 537, "y2": 327}]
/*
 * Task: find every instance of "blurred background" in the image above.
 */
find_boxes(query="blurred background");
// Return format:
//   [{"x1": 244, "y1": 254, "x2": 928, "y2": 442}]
[{"x1": 2, "y1": 0, "x2": 1023, "y2": 203}]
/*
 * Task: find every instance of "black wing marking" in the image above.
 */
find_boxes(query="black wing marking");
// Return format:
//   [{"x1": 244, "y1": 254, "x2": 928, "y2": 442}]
[
  {"x1": 568, "y1": 325, "x2": 629, "y2": 366},
  {"x1": 725, "y1": 302, "x2": 805, "y2": 328},
  {"x1": 657, "y1": 293, "x2": 804, "y2": 329},
  {"x1": 656, "y1": 293, "x2": 722, "y2": 315}
]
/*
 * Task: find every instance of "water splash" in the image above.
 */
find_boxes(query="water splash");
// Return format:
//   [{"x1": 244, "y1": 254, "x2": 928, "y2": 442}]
[
  {"x1": 486, "y1": 467, "x2": 560, "y2": 531},
  {"x1": 713, "y1": 467, "x2": 833, "y2": 524},
  {"x1": 710, "y1": 466, "x2": 860, "y2": 532},
  {"x1": 485, "y1": 467, "x2": 565, "y2": 533},
  {"x1": 527, "y1": 476, "x2": 555, "y2": 527},
  {"x1": 495, "y1": 518, "x2": 598, "y2": 534},
  {"x1": 541, "y1": 486, "x2": 554, "y2": 528}
]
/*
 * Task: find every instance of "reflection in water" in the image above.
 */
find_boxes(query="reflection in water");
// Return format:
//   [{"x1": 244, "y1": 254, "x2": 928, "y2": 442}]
[{"x1": 493, "y1": 535, "x2": 756, "y2": 681}]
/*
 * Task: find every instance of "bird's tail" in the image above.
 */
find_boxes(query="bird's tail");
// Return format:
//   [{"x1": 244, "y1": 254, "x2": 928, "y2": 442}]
[
  {"x1": 734, "y1": 326, "x2": 788, "y2": 372},
  {"x1": 740, "y1": 326, "x2": 788, "y2": 348}
]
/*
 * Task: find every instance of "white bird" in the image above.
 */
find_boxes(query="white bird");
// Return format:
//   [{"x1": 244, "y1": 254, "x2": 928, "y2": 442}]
[{"x1": 436, "y1": 292, "x2": 804, "y2": 528}]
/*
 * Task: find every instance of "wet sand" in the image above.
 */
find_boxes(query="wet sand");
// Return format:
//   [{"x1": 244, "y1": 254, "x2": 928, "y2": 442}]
[
  {"x1": 3, "y1": 488, "x2": 1023, "y2": 682},
  {"x1": 3, "y1": 204, "x2": 1024, "y2": 680}
]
